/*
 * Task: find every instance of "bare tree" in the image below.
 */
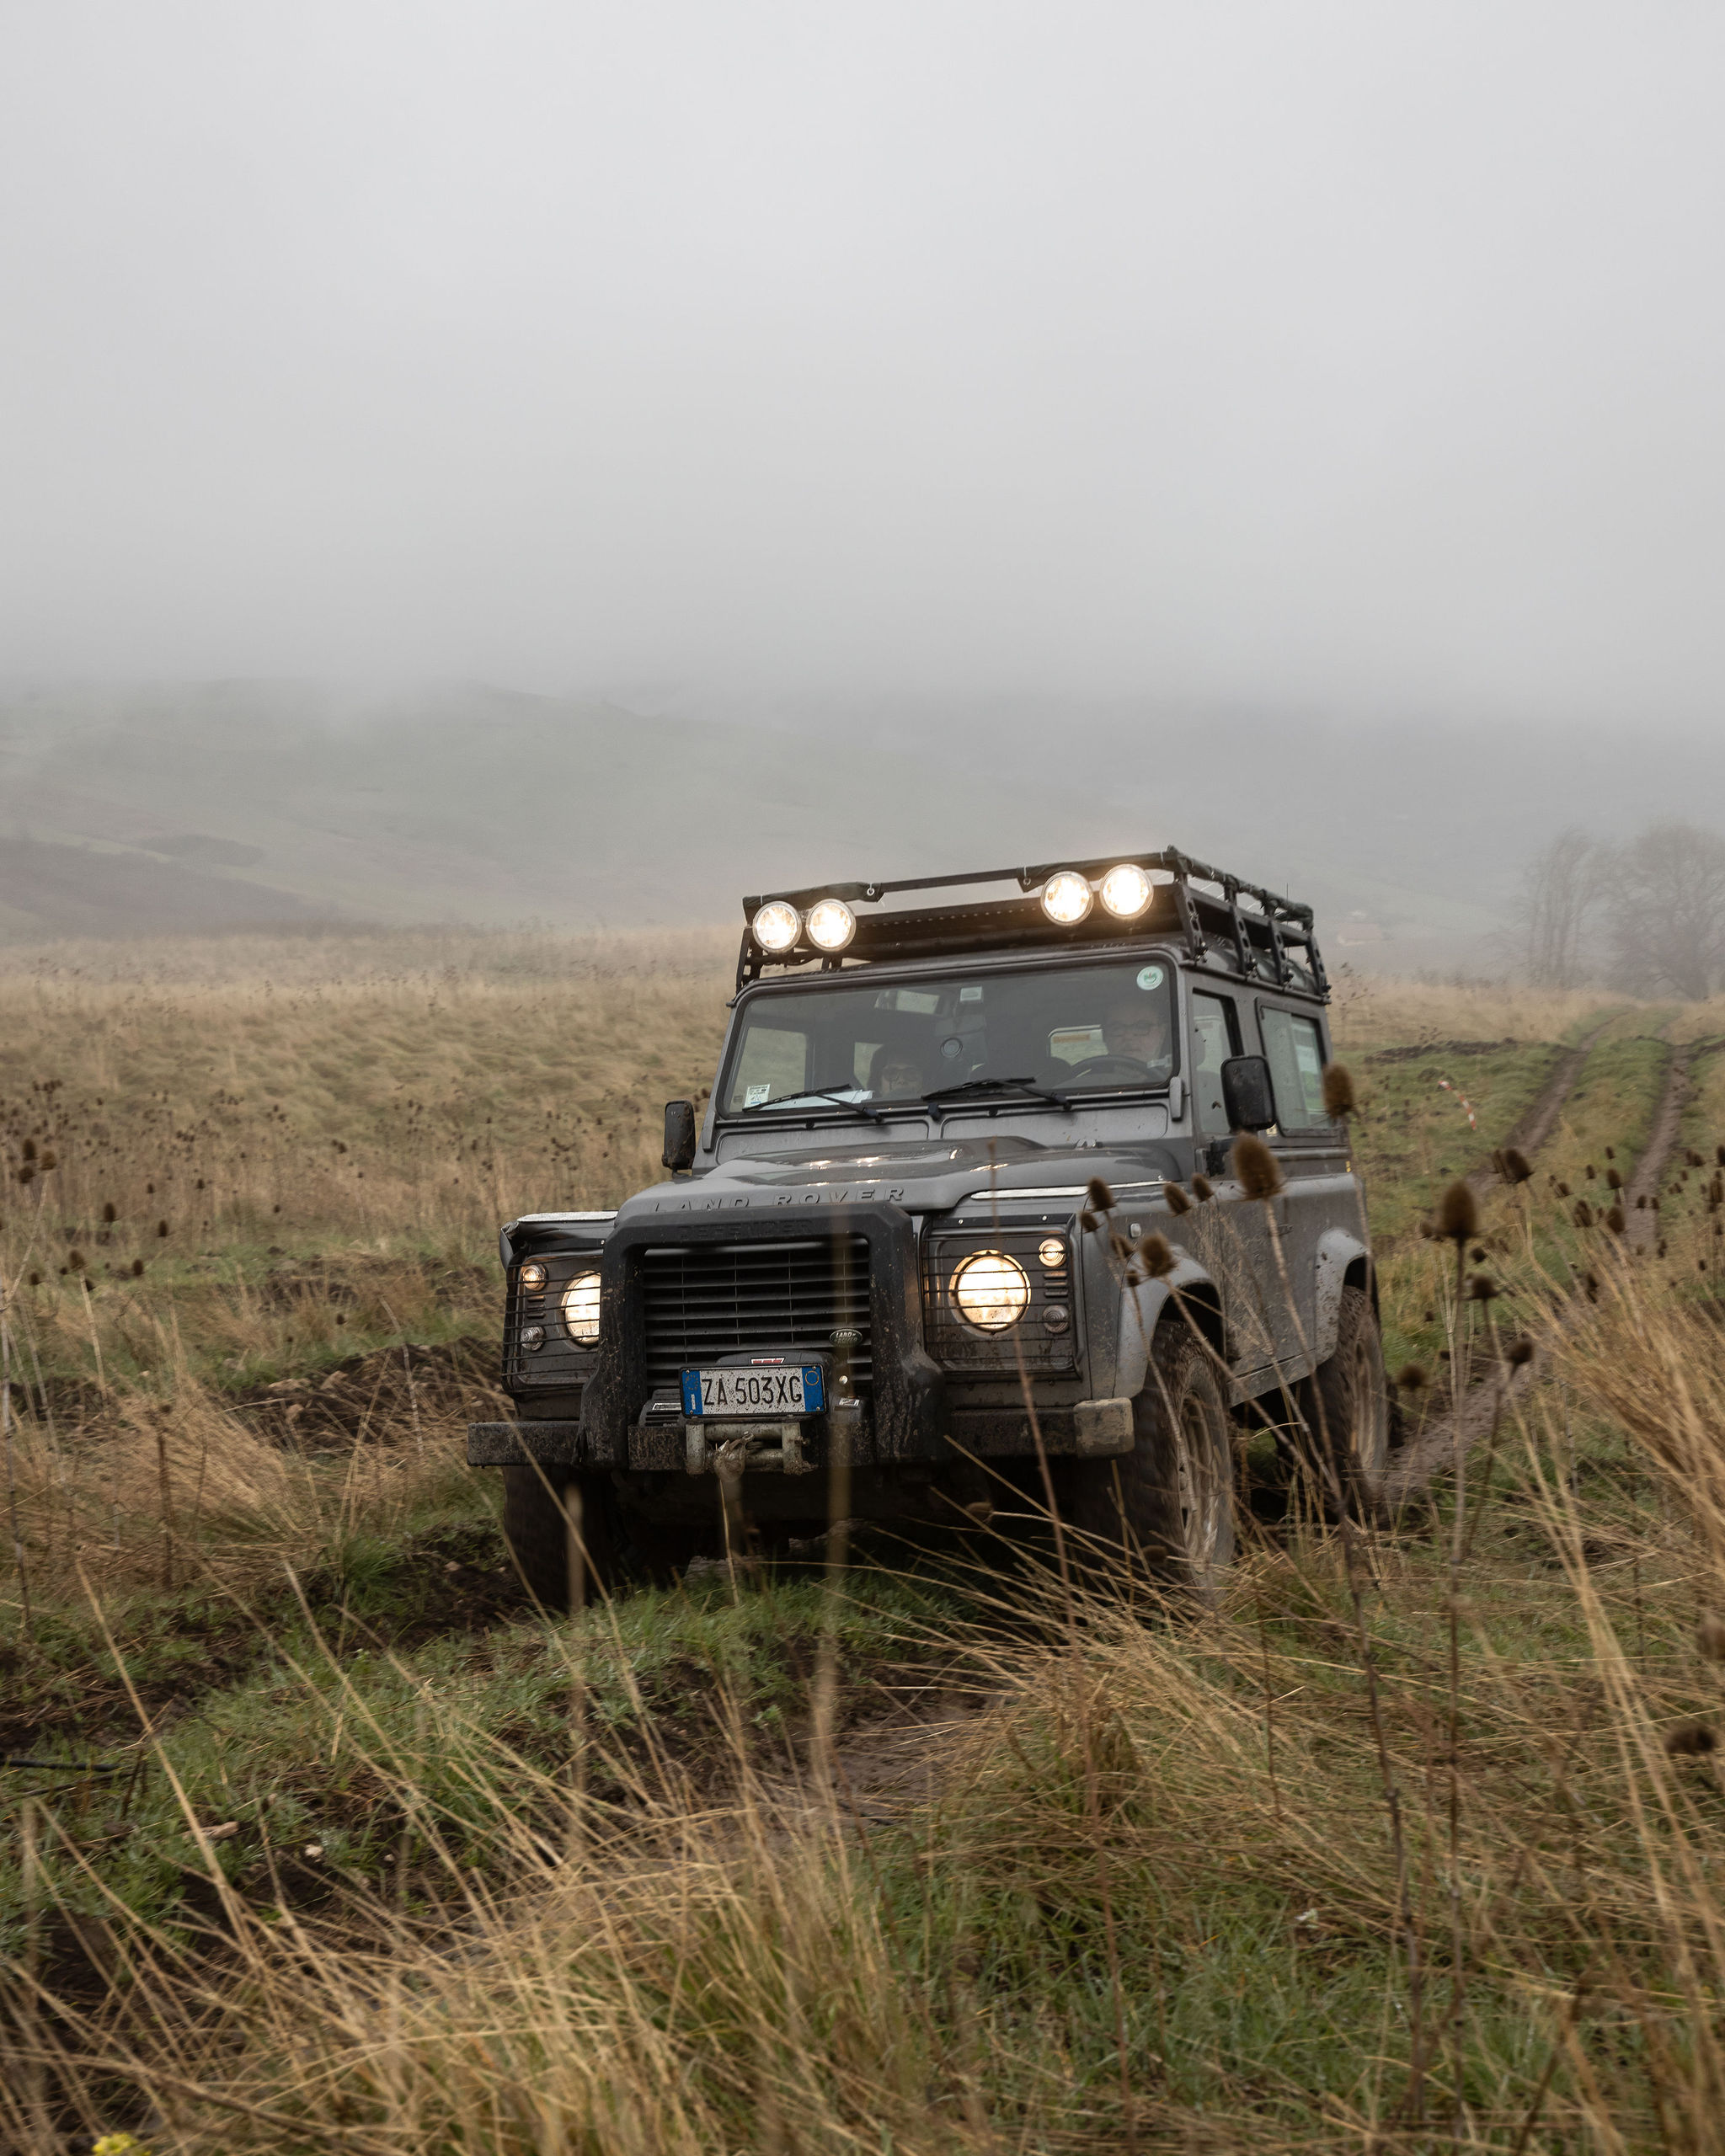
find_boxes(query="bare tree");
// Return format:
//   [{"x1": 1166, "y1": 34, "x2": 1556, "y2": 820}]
[
  {"x1": 1514, "y1": 827, "x2": 1604, "y2": 988},
  {"x1": 1607, "y1": 821, "x2": 1725, "y2": 1001}
]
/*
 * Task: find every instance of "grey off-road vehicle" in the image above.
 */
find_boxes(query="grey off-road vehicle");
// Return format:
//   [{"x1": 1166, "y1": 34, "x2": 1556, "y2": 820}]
[{"x1": 468, "y1": 851, "x2": 1387, "y2": 1602}]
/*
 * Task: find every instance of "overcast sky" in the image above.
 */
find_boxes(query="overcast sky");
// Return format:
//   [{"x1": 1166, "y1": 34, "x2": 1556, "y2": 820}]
[{"x1": 4, "y1": 3, "x2": 1724, "y2": 724}]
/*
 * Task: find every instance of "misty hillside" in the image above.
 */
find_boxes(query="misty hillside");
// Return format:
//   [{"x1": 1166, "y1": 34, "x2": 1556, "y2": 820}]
[{"x1": 3, "y1": 679, "x2": 1702, "y2": 967}]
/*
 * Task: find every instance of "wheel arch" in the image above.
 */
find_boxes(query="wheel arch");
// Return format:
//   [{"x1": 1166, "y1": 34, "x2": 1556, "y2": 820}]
[
  {"x1": 1313, "y1": 1227, "x2": 1373, "y2": 1363},
  {"x1": 1114, "y1": 1258, "x2": 1226, "y2": 1399}
]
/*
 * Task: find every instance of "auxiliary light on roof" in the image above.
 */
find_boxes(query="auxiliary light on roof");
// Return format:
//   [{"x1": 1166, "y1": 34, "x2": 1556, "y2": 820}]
[
  {"x1": 804, "y1": 896, "x2": 857, "y2": 952},
  {"x1": 1099, "y1": 862, "x2": 1156, "y2": 919},
  {"x1": 750, "y1": 899, "x2": 802, "y2": 953},
  {"x1": 1039, "y1": 870, "x2": 1093, "y2": 926}
]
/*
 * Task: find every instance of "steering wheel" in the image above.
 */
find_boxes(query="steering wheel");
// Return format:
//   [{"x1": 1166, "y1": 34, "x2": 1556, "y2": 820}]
[{"x1": 1064, "y1": 1054, "x2": 1162, "y2": 1081}]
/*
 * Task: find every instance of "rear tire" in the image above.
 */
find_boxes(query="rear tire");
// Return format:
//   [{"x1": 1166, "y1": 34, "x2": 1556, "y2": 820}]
[
  {"x1": 1071, "y1": 1324, "x2": 1235, "y2": 1598},
  {"x1": 1303, "y1": 1284, "x2": 1389, "y2": 1517},
  {"x1": 501, "y1": 1465, "x2": 617, "y2": 1609}
]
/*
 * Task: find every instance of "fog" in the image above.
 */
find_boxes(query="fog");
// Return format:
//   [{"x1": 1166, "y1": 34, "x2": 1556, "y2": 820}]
[{"x1": 6, "y1": 3, "x2": 1725, "y2": 727}]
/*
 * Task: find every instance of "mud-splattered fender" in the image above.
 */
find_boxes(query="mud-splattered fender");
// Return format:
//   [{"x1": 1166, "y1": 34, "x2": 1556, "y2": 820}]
[
  {"x1": 1111, "y1": 1251, "x2": 1220, "y2": 1402},
  {"x1": 1312, "y1": 1227, "x2": 1372, "y2": 1363}
]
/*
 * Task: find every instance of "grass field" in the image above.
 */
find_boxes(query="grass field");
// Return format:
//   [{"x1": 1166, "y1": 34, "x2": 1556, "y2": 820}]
[{"x1": 5, "y1": 934, "x2": 1725, "y2": 2151}]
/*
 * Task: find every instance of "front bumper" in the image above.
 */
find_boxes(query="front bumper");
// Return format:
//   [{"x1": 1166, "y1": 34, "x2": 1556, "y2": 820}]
[{"x1": 467, "y1": 1396, "x2": 1133, "y2": 1470}]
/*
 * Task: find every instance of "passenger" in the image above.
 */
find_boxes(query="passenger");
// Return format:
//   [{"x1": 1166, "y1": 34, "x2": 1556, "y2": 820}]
[
  {"x1": 869, "y1": 1049, "x2": 927, "y2": 1100},
  {"x1": 1101, "y1": 995, "x2": 1172, "y2": 1071}
]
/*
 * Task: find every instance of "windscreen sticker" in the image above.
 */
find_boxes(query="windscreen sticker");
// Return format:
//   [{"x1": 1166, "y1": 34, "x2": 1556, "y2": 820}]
[
  {"x1": 745, "y1": 1082, "x2": 772, "y2": 1107},
  {"x1": 1135, "y1": 965, "x2": 1165, "y2": 991},
  {"x1": 939, "y1": 1036, "x2": 964, "y2": 1059}
]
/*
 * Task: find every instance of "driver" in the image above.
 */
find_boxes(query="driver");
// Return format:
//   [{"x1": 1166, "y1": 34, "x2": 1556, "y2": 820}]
[{"x1": 1101, "y1": 995, "x2": 1171, "y2": 1070}]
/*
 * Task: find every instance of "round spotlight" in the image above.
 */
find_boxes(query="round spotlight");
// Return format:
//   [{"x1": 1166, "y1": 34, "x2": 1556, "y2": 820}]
[
  {"x1": 1040, "y1": 870, "x2": 1093, "y2": 926},
  {"x1": 1099, "y1": 862, "x2": 1155, "y2": 919},
  {"x1": 518, "y1": 1261, "x2": 547, "y2": 1292},
  {"x1": 1036, "y1": 1236, "x2": 1067, "y2": 1270},
  {"x1": 751, "y1": 900, "x2": 802, "y2": 953},
  {"x1": 950, "y1": 1250, "x2": 1031, "y2": 1331},
  {"x1": 804, "y1": 896, "x2": 857, "y2": 953},
  {"x1": 561, "y1": 1270, "x2": 601, "y2": 1345}
]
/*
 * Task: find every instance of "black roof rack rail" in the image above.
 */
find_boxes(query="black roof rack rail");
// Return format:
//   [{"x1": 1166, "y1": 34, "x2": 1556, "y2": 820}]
[{"x1": 735, "y1": 848, "x2": 1327, "y2": 1001}]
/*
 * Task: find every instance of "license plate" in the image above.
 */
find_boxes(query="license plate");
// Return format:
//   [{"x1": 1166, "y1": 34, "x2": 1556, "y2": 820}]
[{"x1": 680, "y1": 1364, "x2": 826, "y2": 1418}]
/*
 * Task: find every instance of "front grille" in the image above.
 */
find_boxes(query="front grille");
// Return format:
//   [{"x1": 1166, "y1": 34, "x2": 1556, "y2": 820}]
[{"x1": 640, "y1": 1235, "x2": 873, "y2": 1390}]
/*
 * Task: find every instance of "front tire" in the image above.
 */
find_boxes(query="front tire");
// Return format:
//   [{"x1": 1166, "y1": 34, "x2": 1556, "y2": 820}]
[
  {"x1": 1303, "y1": 1284, "x2": 1389, "y2": 1517},
  {"x1": 501, "y1": 1465, "x2": 617, "y2": 1609},
  {"x1": 1071, "y1": 1324, "x2": 1236, "y2": 1598}
]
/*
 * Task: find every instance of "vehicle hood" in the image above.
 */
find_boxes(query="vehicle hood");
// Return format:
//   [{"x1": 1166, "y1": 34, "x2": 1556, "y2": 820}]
[{"x1": 618, "y1": 1133, "x2": 1184, "y2": 1220}]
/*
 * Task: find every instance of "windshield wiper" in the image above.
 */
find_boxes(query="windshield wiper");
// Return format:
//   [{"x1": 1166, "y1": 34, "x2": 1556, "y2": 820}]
[
  {"x1": 919, "y1": 1076, "x2": 1073, "y2": 1113},
  {"x1": 736, "y1": 1091, "x2": 885, "y2": 1123}
]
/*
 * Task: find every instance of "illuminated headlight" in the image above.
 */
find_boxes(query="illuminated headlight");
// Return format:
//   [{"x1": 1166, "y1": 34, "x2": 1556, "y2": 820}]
[
  {"x1": 560, "y1": 1271, "x2": 601, "y2": 1344},
  {"x1": 1036, "y1": 1236, "x2": 1066, "y2": 1269},
  {"x1": 751, "y1": 900, "x2": 802, "y2": 953},
  {"x1": 1040, "y1": 870, "x2": 1092, "y2": 926},
  {"x1": 950, "y1": 1250, "x2": 1031, "y2": 1331},
  {"x1": 805, "y1": 896, "x2": 856, "y2": 952},
  {"x1": 1099, "y1": 862, "x2": 1154, "y2": 919},
  {"x1": 518, "y1": 1261, "x2": 547, "y2": 1292}
]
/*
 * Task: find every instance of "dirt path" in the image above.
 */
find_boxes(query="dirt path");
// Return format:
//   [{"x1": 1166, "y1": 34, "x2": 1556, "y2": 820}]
[
  {"x1": 1461, "y1": 1019, "x2": 1614, "y2": 1196},
  {"x1": 1384, "y1": 1027, "x2": 1691, "y2": 1512}
]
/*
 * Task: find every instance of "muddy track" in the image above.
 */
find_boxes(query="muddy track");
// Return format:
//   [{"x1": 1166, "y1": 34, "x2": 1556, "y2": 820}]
[
  {"x1": 1384, "y1": 1027, "x2": 1693, "y2": 1512},
  {"x1": 1461, "y1": 1018, "x2": 1614, "y2": 1196}
]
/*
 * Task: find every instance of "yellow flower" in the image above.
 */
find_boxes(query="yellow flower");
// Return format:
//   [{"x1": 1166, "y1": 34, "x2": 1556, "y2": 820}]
[{"x1": 94, "y1": 2136, "x2": 154, "y2": 2156}]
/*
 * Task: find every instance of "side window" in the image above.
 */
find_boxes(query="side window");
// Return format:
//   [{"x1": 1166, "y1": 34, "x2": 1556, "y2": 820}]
[
  {"x1": 725, "y1": 1025, "x2": 808, "y2": 1110},
  {"x1": 1258, "y1": 1007, "x2": 1329, "y2": 1132},
  {"x1": 1189, "y1": 993, "x2": 1239, "y2": 1133}
]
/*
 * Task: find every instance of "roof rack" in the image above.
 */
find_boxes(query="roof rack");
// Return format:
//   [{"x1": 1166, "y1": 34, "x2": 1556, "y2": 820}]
[{"x1": 736, "y1": 848, "x2": 1328, "y2": 1000}]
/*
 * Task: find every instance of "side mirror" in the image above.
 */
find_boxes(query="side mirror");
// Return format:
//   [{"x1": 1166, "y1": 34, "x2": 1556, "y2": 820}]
[
  {"x1": 1220, "y1": 1054, "x2": 1276, "y2": 1133},
  {"x1": 662, "y1": 1099, "x2": 697, "y2": 1172}
]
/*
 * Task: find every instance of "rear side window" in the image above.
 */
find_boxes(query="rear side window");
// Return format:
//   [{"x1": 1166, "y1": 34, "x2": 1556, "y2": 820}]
[
  {"x1": 1189, "y1": 992, "x2": 1239, "y2": 1133},
  {"x1": 1258, "y1": 1007, "x2": 1329, "y2": 1132}
]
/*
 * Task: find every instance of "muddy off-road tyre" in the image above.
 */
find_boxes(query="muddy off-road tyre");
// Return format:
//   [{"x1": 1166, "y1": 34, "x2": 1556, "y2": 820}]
[
  {"x1": 1071, "y1": 1324, "x2": 1235, "y2": 1598},
  {"x1": 1301, "y1": 1285, "x2": 1389, "y2": 1516},
  {"x1": 501, "y1": 1465, "x2": 618, "y2": 1609}
]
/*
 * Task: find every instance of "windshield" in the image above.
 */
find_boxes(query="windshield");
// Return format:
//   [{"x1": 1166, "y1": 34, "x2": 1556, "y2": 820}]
[{"x1": 718, "y1": 957, "x2": 1178, "y2": 1115}]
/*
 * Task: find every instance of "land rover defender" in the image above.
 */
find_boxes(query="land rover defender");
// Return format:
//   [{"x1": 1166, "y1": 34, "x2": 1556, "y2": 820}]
[{"x1": 468, "y1": 850, "x2": 1387, "y2": 1602}]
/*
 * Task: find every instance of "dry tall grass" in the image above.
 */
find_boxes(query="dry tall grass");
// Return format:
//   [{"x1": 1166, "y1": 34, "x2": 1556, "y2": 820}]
[{"x1": 7, "y1": 934, "x2": 1725, "y2": 2149}]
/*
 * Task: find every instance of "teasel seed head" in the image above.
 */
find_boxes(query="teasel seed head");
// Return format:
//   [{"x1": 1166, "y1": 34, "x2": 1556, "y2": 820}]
[
  {"x1": 67, "y1": 1248, "x2": 84, "y2": 1269},
  {"x1": 27, "y1": 1271, "x2": 40, "y2": 1288},
  {"x1": 1471, "y1": 1245, "x2": 1487, "y2": 1264},
  {"x1": 102, "y1": 1199, "x2": 116, "y2": 1222},
  {"x1": 1717, "y1": 1145, "x2": 1725, "y2": 1167},
  {"x1": 1497, "y1": 1146, "x2": 1532, "y2": 1185},
  {"x1": 1584, "y1": 1271, "x2": 1599, "y2": 1300},
  {"x1": 1233, "y1": 1135, "x2": 1284, "y2": 1200},
  {"x1": 1557, "y1": 1181, "x2": 1571, "y2": 1198},
  {"x1": 1605, "y1": 1167, "x2": 1622, "y2": 1190},
  {"x1": 1637, "y1": 1194, "x2": 1648, "y2": 1209},
  {"x1": 131, "y1": 1257, "x2": 143, "y2": 1278},
  {"x1": 40, "y1": 1150, "x2": 56, "y2": 1171},
  {"x1": 1436, "y1": 1179, "x2": 1479, "y2": 1245},
  {"x1": 1163, "y1": 1182, "x2": 1193, "y2": 1216},
  {"x1": 21, "y1": 1138, "x2": 35, "y2": 1162},
  {"x1": 1395, "y1": 1363, "x2": 1428, "y2": 1391},
  {"x1": 1086, "y1": 1177, "x2": 1115, "y2": 1214},
  {"x1": 1698, "y1": 1614, "x2": 1725, "y2": 1663},
  {"x1": 156, "y1": 1219, "x2": 168, "y2": 1237},
  {"x1": 1573, "y1": 1199, "x2": 1595, "y2": 1230},
  {"x1": 1506, "y1": 1335, "x2": 1535, "y2": 1368},
  {"x1": 1110, "y1": 1232, "x2": 1135, "y2": 1262},
  {"x1": 1606, "y1": 1204, "x2": 1626, "y2": 1235},
  {"x1": 1138, "y1": 1231, "x2": 1176, "y2": 1278},
  {"x1": 1585, "y1": 1163, "x2": 1596, "y2": 1180},
  {"x1": 1321, "y1": 1063, "x2": 1355, "y2": 1118},
  {"x1": 1467, "y1": 1273, "x2": 1499, "y2": 1301},
  {"x1": 1665, "y1": 1720, "x2": 1718, "y2": 1758},
  {"x1": 1192, "y1": 1174, "x2": 1214, "y2": 1202}
]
